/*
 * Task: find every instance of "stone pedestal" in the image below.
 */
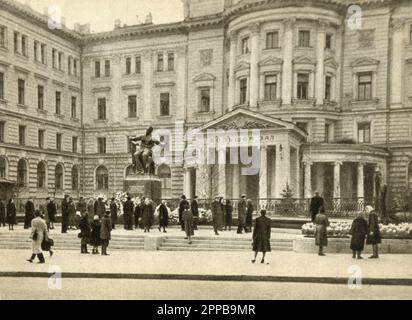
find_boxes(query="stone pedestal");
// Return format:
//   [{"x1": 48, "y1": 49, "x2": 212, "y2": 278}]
[{"x1": 124, "y1": 175, "x2": 162, "y2": 201}]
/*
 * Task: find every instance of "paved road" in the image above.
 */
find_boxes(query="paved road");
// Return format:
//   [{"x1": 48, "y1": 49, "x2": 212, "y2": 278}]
[{"x1": 1, "y1": 278, "x2": 411, "y2": 300}]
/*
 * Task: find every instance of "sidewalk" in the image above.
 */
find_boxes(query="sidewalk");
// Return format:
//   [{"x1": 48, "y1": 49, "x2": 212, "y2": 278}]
[{"x1": 0, "y1": 249, "x2": 411, "y2": 285}]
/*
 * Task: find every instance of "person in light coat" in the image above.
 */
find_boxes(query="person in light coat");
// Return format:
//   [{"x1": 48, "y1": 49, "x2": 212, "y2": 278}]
[
  {"x1": 314, "y1": 207, "x2": 330, "y2": 256},
  {"x1": 27, "y1": 210, "x2": 49, "y2": 264}
]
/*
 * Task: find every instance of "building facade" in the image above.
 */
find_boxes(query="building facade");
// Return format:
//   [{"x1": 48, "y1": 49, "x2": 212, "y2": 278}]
[{"x1": 1, "y1": 0, "x2": 412, "y2": 209}]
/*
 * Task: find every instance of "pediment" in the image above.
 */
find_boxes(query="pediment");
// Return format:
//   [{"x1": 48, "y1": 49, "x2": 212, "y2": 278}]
[
  {"x1": 193, "y1": 72, "x2": 216, "y2": 82},
  {"x1": 324, "y1": 57, "x2": 339, "y2": 69},
  {"x1": 235, "y1": 61, "x2": 250, "y2": 72},
  {"x1": 293, "y1": 56, "x2": 316, "y2": 65},
  {"x1": 351, "y1": 57, "x2": 380, "y2": 68},
  {"x1": 258, "y1": 56, "x2": 283, "y2": 67}
]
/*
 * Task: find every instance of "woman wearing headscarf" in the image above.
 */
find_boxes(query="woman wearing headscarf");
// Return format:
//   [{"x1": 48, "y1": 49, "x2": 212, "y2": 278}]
[
  {"x1": 350, "y1": 211, "x2": 368, "y2": 259},
  {"x1": 365, "y1": 205, "x2": 381, "y2": 259}
]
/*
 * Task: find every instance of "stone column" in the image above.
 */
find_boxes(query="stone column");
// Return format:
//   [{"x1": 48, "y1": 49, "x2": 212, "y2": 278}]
[
  {"x1": 259, "y1": 146, "x2": 268, "y2": 199},
  {"x1": 282, "y1": 18, "x2": 295, "y2": 106},
  {"x1": 333, "y1": 161, "x2": 342, "y2": 199},
  {"x1": 218, "y1": 148, "x2": 226, "y2": 197},
  {"x1": 112, "y1": 54, "x2": 121, "y2": 124},
  {"x1": 275, "y1": 143, "x2": 290, "y2": 198},
  {"x1": 232, "y1": 163, "x2": 240, "y2": 199},
  {"x1": 391, "y1": 18, "x2": 405, "y2": 108},
  {"x1": 315, "y1": 21, "x2": 326, "y2": 106},
  {"x1": 228, "y1": 31, "x2": 238, "y2": 111},
  {"x1": 176, "y1": 46, "x2": 187, "y2": 120},
  {"x1": 357, "y1": 162, "x2": 364, "y2": 199},
  {"x1": 304, "y1": 161, "x2": 312, "y2": 199},
  {"x1": 184, "y1": 168, "x2": 191, "y2": 198},
  {"x1": 249, "y1": 23, "x2": 260, "y2": 108},
  {"x1": 143, "y1": 50, "x2": 153, "y2": 122}
]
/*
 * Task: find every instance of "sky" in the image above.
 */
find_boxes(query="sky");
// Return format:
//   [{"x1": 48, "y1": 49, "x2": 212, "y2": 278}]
[{"x1": 16, "y1": 0, "x2": 184, "y2": 32}]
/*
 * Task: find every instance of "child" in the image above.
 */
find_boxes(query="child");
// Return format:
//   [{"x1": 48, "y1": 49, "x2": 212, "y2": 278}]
[
  {"x1": 90, "y1": 215, "x2": 101, "y2": 254},
  {"x1": 314, "y1": 206, "x2": 329, "y2": 256},
  {"x1": 350, "y1": 211, "x2": 368, "y2": 259}
]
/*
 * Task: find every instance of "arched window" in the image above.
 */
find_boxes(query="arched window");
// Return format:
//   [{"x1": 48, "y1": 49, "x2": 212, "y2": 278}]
[
  {"x1": 72, "y1": 165, "x2": 79, "y2": 190},
  {"x1": 408, "y1": 161, "x2": 412, "y2": 191},
  {"x1": 55, "y1": 164, "x2": 64, "y2": 190},
  {"x1": 37, "y1": 162, "x2": 46, "y2": 188},
  {"x1": 17, "y1": 159, "x2": 27, "y2": 187},
  {"x1": 96, "y1": 165, "x2": 108, "y2": 190},
  {"x1": 158, "y1": 164, "x2": 171, "y2": 198},
  {"x1": 0, "y1": 157, "x2": 7, "y2": 179}
]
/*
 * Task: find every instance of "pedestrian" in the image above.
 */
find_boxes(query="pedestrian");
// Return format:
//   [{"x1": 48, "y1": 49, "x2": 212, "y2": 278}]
[
  {"x1": 179, "y1": 195, "x2": 189, "y2": 231},
  {"x1": 87, "y1": 198, "x2": 95, "y2": 222},
  {"x1": 79, "y1": 212, "x2": 91, "y2": 254},
  {"x1": 310, "y1": 191, "x2": 324, "y2": 222},
  {"x1": 252, "y1": 209, "x2": 271, "y2": 264},
  {"x1": 350, "y1": 211, "x2": 368, "y2": 259},
  {"x1": 142, "y1": 198, "x2": 154, "y2": 233},
  {"x1": 90, "y1": 215, "x2": 101, "y2": 254},
  {"x1": 211, "y1": 196, "x2": 224, "y2": 235},
  {"x1": 68, "y1": 197, "x2": 77, "y2": 230},
  {"x1": 314, "y1": 206, "x2": 329, "y2": 256},
  {"x1": 47, "y1": 197, "x2": 57, "y2": 230},
  {"x1": 0, "y1": 199, "x2": 6, "y2": 227},
  {"x1": 110, "y1": 198, "x2": 118, "y2": 229},
  {"x1": 237, "y1": 195, "x2": 247, "y2": 234},
  {"x1": 245, "y1": 199, "x2": 254, "y2": 233},
  {"x1": 27, "y1": 210, "x2": 49, "y2": 264},
  {"x1": 100, "y1": 211, "x2": 112, "y2": 256},
  {"x1": 61, "y1": 195, "x2": 70, "y2": 233},
  {"x1": 123, "y1": 196, "x2": 134, "y2": 230},
  {"x1": 94, "y1": 196, "x2": 106, "y2": 218},
  {"x1": 191, "y1": 195, "x2": 199, "y2": 230},
  {"x1": 224, "y1": 199, "x2": 233, "y2": 231},
  {"x1": 134, "y1": 197, "x2": 144, "y2": 229},
  {"x1": 39, "y1": 198, "x2": 50, "y2": 231},
  {"x1": 182, "y1": 203, "x2": 194, "y2": 244},
  {"x1": 6, "y1": 198, "x2": 16, "y2": 230},
  {"x1": 366, "y1": 205, "x2": 381, "y2": 259},
  {"x1": 158, "y1": 200, "x2": 169, "y2": 233},
  {"x1": 24, "y1": 198, "x2": 35, "y2": 229}
]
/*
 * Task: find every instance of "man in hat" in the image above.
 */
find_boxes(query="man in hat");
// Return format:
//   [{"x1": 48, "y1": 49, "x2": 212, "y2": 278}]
[
  {"x1": 130, "y1": 126, "x2": 161, "y2": 174},
  {"x1": 310, "y1": 191, "x2": 324, "y2": 222},
  {"x1": 237, "y1": 194, "x2": 247, "y2": 234},
  {"x1": 61, "y1": 194, "x2": 70, "y2": 233}
]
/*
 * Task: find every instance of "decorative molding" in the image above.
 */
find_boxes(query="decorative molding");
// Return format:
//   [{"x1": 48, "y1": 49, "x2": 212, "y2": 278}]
[
  {"x1": 234, "y1": 61, "x2": 250, "y2": 72},
  {"x1": 249, "y1": 22, "x2": 260, "y2": 35},
  {"x1": 293, "y1": 56, "x2": 316, "y2": 65},
  {"x1": 52, "y1": 79, "x2": 66, "y2": 87},
  {"x1": 199, "y1": 49, "x2": 213, "y2": 67},
  {"x1": 391, "y1": 18, "x2": 406, "y2": 32},
  {"x1": 68, "y1": 85, "x2": 81, "y2": 92},
  {"x1": 14, "y1": 66, "x2": 30, "y2": 74},
  {"x1": 34, "y1": 73, "x2": 49, "y2": 81},
  {"x1": 193, "y1": 73, "x2": 216, "y2": 82},
  {"x1": 154, "y1": 82, "x2": 175, "y2": 87},
  {"x1": 215, "y1": 118, "x2": 273, "y2": 130},
  {"x1": 324, "y1": 56, "x2": 339, "y2": 69},
  {"x1": 122, "y1": 84, "x2": 142, "y2": 90},
  {"x1": 0, "y1": 60, "x2": 11, "y2": 68},
  {"x1": 92, "y1": 87, "x2": 111, "y2": 93},
  {"x1": 282, "y1": 18, "x2": 296, "y2": 30},
  {"x1": 358, "y1": 29, "x2": 375, "y2": 49},
  {"x1": 258, "y1": 56, "x2": 283, "y2": 67},
  {"x1": 351, "y1": 57, "x2": 380, "y2": 68}
]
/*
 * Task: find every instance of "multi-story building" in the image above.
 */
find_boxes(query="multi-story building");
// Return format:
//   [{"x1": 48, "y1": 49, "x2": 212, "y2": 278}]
[{"x1": 1, "y1": 0, "x2": 412, "y2": 210}]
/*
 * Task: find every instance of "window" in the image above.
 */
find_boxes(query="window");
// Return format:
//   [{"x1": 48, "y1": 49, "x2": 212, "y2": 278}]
[
  {"x1": 40, "y1": 44, "x2": 46, "y2": 64},
  {"x1": 72, "y1": 166, "x2": 79, "y2": 190},
  {"x1": 37, "y1": 162, "x2": 46, "y2": 188},
  {"x1": 158, "y1": 164, "x2": 171, "y2": 198},
  {"x1": 0, "y1": 157, "x2": 6, "y2": 179},
  {"x1": 18, "y1": 125, "x2": 25, "y2": 145},
  {"x1": 55, "y1": 91, "x2": 61, "y2": 115},
  {"x1": 96, "y1": 166, "x2": 108, "y2": 190},
  {"x1": 325, "y1": 34, "x2": 333, "y2": 50},
  {"x1": 104, "y1": 60, "x2": 110, "y2": 77},
  {"x1": 241, "y1": 37, "x2": 249, "y2": 54},
  {"x1": 52, "y1": 49, "x2": 57, "y2": 68},
  {"x1": 73, "y1": 59, "x2": 78, "y2": 76},
  {"x1": 325, "y1": 75, "x2": 332, "y2": 101},
  {"x1": 56, "y1": 133, "x2": 62, "y2": 151},
  {"x1": 97, "y1": 98, "x2": 106, "y2": 120},
  {"x1": 68, "y1": 56, "x2": 72, "y2": 75},
  {"x1": 160, "y1": 93, "x2": 170, "y2": 116},
  {"x1": 128, "y1": 95, "x2": 137, "y2": 118},
  {"x1": 38, "y1": 129, "x2": 44, "y2": 149},
  {"x1": 200, "y1": 88, "x2": 210, "y2": 113},
  {"x1": 264, "y1": 75, "x2": 277, "y2": 101},
  {"x1": 298, "y1": 30, "x2": 310, "y2": 47},
  {"x1": 37, "y1": 85, "x2": 44, "y2": 109},
  {"x1": 17, "y1": 159, "x2": 27, "y2": 187},
  {"x1": 240, "y1": 78, "x2": 247, "y2": 104},
  {"x1": 324, "y1": 123, "x2": 331, "y2": 143},
  {"x1": 97, "y1": 137, "x2": 106, "y2": 154},
  {"x1": 55, "y1": 164, "x2": 63, "y2": 190},
  {"x1": 34, "y1": 41, "x2": 38, "y2": 61},
  {"x1": 21, "y1": 35, "x2": 27, "y2": 56},
  {"x1": 168, "y1": 52, "x2": 174, "y2": 71},
  {"x1": 410, "y1": 25, "x2": 412, "y2": 45},
  {"x1": 357, "y1": 72, "x2": 372, "y2": 101},
  {"x1": 0, "y1": 121, "x2": 4, "y2": 142},
  {"x1": 0, "y1": 72, "x2": 4, "y2": 99},
  {"x1": 18, "y1": 79, "x2": 25, "y2": 105},
  {"x1": 358, "y1": 123, "x2": 371, "y2": 143},
  {"x1": 125, "y1": 57, "x2": 131, "y2": 74},
  {"x1": 135, "y1": 56, "x2": 141, "y2": 74},
  {"x1": 297, "y1": 73, "x2": 309, "y2": 99},
  {"x1": 266, "y1": 31, "x2": 279, "y2": 49},
  {"x1": 13, "y1": 31, "x2": 18, "y2": 53},
  {"x1": 0, "y1": 26, "x2": 6, "y2": 48},
  {"x1": 71, "y1": 96, "x2": 77, "y2": 118},
  {"x1": 157, "y1": 54, "x2": 164, "y2": 72},
  {"x1": 95, "y1": 61, "x2": 100, "y2": 78},
  {"x1": 58, "y1": 52, "x2": 63, "y2": 70},
  {"x1": 72, "y1": 136, "x2": 78, "y2": 153}
]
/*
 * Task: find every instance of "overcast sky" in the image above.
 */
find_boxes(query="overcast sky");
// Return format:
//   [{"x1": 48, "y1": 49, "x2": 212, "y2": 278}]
[{"x1": 17, "y1": 0, "x2": 184, "y2": 32}]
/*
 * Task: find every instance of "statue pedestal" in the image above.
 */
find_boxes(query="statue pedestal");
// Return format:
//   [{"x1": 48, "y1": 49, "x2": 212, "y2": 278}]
[{"x1": 124, "y1": 175, "x2": 162, "y2": 201}]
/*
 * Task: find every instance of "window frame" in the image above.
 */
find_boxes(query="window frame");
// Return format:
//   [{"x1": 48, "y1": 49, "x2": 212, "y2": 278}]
[
  {"x1": 56, "y1": 133, "x2": 62, "y2": 151},
  {"x1": 241, "y1": 36, "x2": 250, "y2": 54},
  {"x1": 97, "y1": 137, "x2": 107, "y2": 154},
  {"x1": 135, "y1": 55, "x2": 141, "y2": 74},
  {"x1": 264, "y1": 74, "x2": 277, "y2": 101},
  {"x1": 199, "y1": 87, "x2": 211, "y2": 113},
  {"x1": 55, "y1": 91, "x2": 61, "y2": 115},
  {"x1": 125, "y1": 57, "x2": 131, "y2": 75},
  {"x1": 0, "y1": 72, "x2": 4, "y2": 100},
  {"x1": 71, "y1": 96, "x2": 77, "y2": 119},
  {"x1": 157, "y1": 53, "x2": 164, "y2": 72},
  {"x1": 18, "y1": 125, "x2": 26, "y2": 145},
  {"x1": 128, "y1": 95, "x2": 137, "y2": 118},
  {"x1": 160, "y1": 92, "x2": 170, "y2": 116},
  {"x1": 357, "y1": 72, "x2": 372, "y2": 101},
  {"x1": 18, "y1": 78, "x2": 25, "y2": 105},
  {"x1": 297, "y1": 73, "x2": 309, "y2": 100},
  {"x1": 38, "y1": 129, "x2": 44, "y2": 149},
  {"x1": 37, "y1": 162, "x2": 46, "y2": 189},
  {"x1": 298, "y1": 30, "x2": 311, "y2": 47},
  {"x1": 0, "y1": 121, "x2": 5, "y2": 143},
  {"x1": 265, "y1": 31, "x2": 279, "y2": 49},
  {"x1": 167, "y1": 52, "x2": 175, "y2": 71},
  {"x1": 95, "y1": 60, "x2": 101, "y2": 78},
  {"x1": 239, "y1": 78, "x2": 248, "y2": 104},
  {"x1": 37, "y1": 85, "x2": 44, "y2": 109},
  {"x1": 357, "y1": 122, "x2": 371, "y2": 144},
  {"x1": 97, "y1": 97, "x2": 107, "y2": 120}
]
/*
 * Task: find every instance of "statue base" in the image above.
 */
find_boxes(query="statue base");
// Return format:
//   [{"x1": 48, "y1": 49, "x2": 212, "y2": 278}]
[{"x1": 124, "y1": 175, "x2": 162, "y2": 201}]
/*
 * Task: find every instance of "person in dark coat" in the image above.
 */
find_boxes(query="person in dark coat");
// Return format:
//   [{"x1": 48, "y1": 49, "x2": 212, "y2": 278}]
[
  {"x1": 142, "y1": 198, "x2": 154, "y2": 232},
  {"x1": 0, "y1": 200, "x2": 5, "y2": 227},
  {"x1": 310, "y1": 191, "x2": 324, "y2": 222},
  {"x1": 77, "y1": 197, "x2": 87, "y2": 214},
  {"x1": 68, "y1": 197, "x2": 77, "y2": 230},
  {"x1": 365, "y1": 205, "x2": 381, "y2": 259},
  {"x1": 94, "y1": 197, "x2": 106, "y2": 218},
  {"x1": 182, "y1": 203, "x2": 194, "y2": 244},
  {"x1": 224, "y1": 199, "x2": 233, "y2": 231},
  {"x1": 100, "y1": 211, "x2": 112, "y2": 256},
  {"x1": 158, "y1": 200, "x2": 169, "y2": 233},
  {"x1": 78, "y1": 212, "x2": 91, "y2": 254},
  {"x1": 6, "y1": 198, "x2": 16, "y2": 230},
  {"x1": 237, "y1": 195, "x2": 247, "y2": 234},
  {"x1": 190, "y1": 196, "x2": 199, "y2": 230},
  {"x1": 24, "y1": 198, "x2": 35, "y2": 229},
  {"x1": 123, "y1": 197, "x2": 134, "y2": 230},
  {"x1": 135, "y1": 197, "x2": 145, "y2": 229},
  {"x1": 252, "y1": 209, "x2": 271, "y2": 264},
  {"x1": 90, "y1": 215, "x2": 101, "y2": 254},
  {"x1": 179, "y1": 195, "x2": 189, "y2": 231},
  {"x1": 87, "y1": 198, "x2": 95, "y2": 223},
  {"x1": 110, "y1": 198, "x2": 118, "y2": 229},
  {"x1": 47, "y1": 198, "x2": 57, "y2": 230},
  {"x1": 211, "y1": 196, "x2": 224, "y2": 235},
  {"x1": 245, "y1": 199, "x2": 254, "y2": 233},
  {"x1": 314, "y1": 208, "x2": 329, "y2": 256},
  {"x1": 61, "y1": 195, "x2": 70, "y2": 233},
  {"x1": 350, "y1": 211, "x2": 368, "y2": 259}
]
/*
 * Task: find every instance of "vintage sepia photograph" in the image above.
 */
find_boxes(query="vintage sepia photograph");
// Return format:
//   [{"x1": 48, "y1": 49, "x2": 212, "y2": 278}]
[{"x1": 0, "y1": 0, "x2": 412, "y2": 302}]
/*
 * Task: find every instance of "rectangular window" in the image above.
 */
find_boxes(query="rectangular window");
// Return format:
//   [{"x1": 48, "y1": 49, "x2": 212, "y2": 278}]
[
  {"x1": 58, "y1": 52, "x2": 63, "y2": 70},
  {"x1": 358, "y1": 72, "x2": 372, "y2": 101},
  {"x1": 0, "y1": 72, "x2": 4, "y2": 100},
  {"x1": 298, "y1": 30, "x2": 310, "y2": 47},
  {"x1": 167, "y1": 52, "x2": 174, "y2": 71},
  {"x1": 13, "y1": 31, "x2": 18, "y2": 53},
  {"x1": 56, "y1": 133, "x2": 62, "y2": 151},
  {"x1": 157, "y1": 54, "x2": 164, "y2": 72},
  {"x1": 264, "y1": 75, "x2": 277, "y2": 101},
  {"x1": 125, "y1": 57, "x2": 131, "y2": 74},
  {"x1": 200, "y1": 88, "x2": 210, "y2": 113},
  {"x1": 55, "y1": 91, "x2": 61, "y2": 115},
  {"x1": 240, "y1": 78, "x2": 247, "y2": 104},
  {"x1": 18, "y1": 79, "x2": 25, "y2": 105},
  {"x1": 21, "y1": 35, "x2": 27, "y2": 56},
  {"x1": 128, "y1": 95, "x2": 137, "y2": 118},
  {"x1": 358, "y1": 123, "x2": 371, "y2": 143},
  {"x1": 19, "y1": 125, "x2": 25, "y2": 145},
  {"x1": 52, "y1": 49, "x2": 57, "y2": 68},
  {"x1": 325, "y1": 34, "x2": 333, "y2": 49},
  {"x1": 97, "y1": 98, "x2": 106, "y2": 120},
  {"x1": 40, "y1": 44, "x2": 46, "y2": 64},
  {"x1": 72, "y1": 136, "x2": 78, "y2": 153},
  {"x1": 324, "y1": 123, "x2": 331, "y2": 143},
  {"x1": 95, "y1": 61, "x2": 100, "y2": 78},
  {"x1": 68, "y1": 56, "x2": 72, "y2": 75},
  {"x1": 325, "y1": 75, "x2": 332, "y2": 101},
  {"x1": 410, "y1": 25, "x2": 412, "y2": 45},
  {"x1": 160, "y1": 93, "x2": 170, "y2": 116},
  {"x1": 71, "y1": 96, "x2": 77, "y2": 118},
  {"x1": 34, "y1": 41, "x2": 38, "y2": 61},
  {"x1": 241, "y1": 37, "x2": 249, "y2": 54},
  {"x1": 105, "y1": 60, "x2": 110, "y2": 77},
  {"x1": 37, "y1": 85, "x2": 44, "y2": 109},
  {"x1": 297, "y1": 73, "x2": 309, "y2": 99},
  {"x1": 38, "y1": 129, "x2": 44, "y2": 149},
  {"x1": 135, "y1": 56, "x2": 141, "y2": 74},
  {"x1": 73, "y1": 59, "x2": 78, "y2": 76},
  {"x1": 97, "y1": 137, "x2": 106, "y2": 154},
  {"x1": 0, "y1": 26, "x2": 6, "y2": 48},
  {"x1": 0, "y1": 121, "x2": 4, "y2": 143},
  {"x1": 266, "y1": 31, "x2": 279, "y2": 49}
]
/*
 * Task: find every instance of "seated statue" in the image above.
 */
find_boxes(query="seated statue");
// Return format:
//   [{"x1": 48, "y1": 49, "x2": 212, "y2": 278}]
[{"x1": 130, "y1": 126, "x2": 161, "y2": 176}]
